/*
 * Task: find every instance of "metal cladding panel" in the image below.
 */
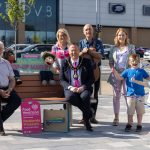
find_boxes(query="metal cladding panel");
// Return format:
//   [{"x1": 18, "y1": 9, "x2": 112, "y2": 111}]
[{"x1": 59, "y1": 0, "x2": 150, "y2": 27}]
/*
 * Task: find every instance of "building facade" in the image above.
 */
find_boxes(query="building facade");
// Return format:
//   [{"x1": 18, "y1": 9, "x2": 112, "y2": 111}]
[
  {"x1": 0, "y1": 0, "x2": 150, "y2": 47},
  {"x1": 0, "y1": 0, "x2": 58, "y2": 46},
  {"x1": 59, "y1": 0, "x2": 150, "y2": 47}
]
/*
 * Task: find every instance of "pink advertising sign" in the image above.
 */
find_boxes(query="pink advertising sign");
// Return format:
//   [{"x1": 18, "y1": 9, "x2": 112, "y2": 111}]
[{"x1": 21, "y1": 98, "x2": 42, "y2": 134}]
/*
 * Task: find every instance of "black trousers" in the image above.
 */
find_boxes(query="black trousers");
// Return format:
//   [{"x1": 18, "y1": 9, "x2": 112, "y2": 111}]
[
  {"x1": 64, "y1": 89, "x2": 92, "y2": 120},
  {"x1": 91, "y1": 69, "x2": 101, "y2": 116},
  {"x1": 39, "y1": 71, "x2": 53, "y2": 82},
  {"x1": 0, "y1": 99, "x2": 3, "y2": 128},
  {"x1": 0, "y1": 89, "x2": 21, "y2": 122},
  {"x1": 13, "y1": 70, "x2": 20, "y2": 79}
]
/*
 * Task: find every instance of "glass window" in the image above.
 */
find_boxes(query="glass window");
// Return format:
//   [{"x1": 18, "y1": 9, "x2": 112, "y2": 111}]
[{"x1": 25, "y1": 0, "x2": 58, "y2": 44}]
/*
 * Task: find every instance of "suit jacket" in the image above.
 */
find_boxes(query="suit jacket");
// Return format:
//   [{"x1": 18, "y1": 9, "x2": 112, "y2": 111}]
[{"x1": 60, "y1": 57, "x2": 94, "y2": 93}]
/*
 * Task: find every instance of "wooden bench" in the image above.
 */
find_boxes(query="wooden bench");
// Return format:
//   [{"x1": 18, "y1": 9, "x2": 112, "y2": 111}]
[
  {"x1": 14, "y1": 74, "x2": 71, "y2": 132},
  {"x1": 15, "y1": 74, "x2": 96, "y2": 121},
  {"x1": 1, "y1": 74, "x2": 96, "y2": 131},
  {"x1": 15, "y1": 74, "x2": 64, "y2": 99}
]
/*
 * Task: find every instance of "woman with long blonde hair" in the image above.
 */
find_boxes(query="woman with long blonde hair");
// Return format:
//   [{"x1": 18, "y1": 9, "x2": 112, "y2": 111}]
[
  {"x1": 108, "y1": 28, "x2": 135, "y2": 126},
  {"x1": 51, "y1": 28, "x2": 71, "y2": 69}
]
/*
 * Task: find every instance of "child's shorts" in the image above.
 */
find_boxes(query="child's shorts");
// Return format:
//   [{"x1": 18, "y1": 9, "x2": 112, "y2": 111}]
[
  {"x1": 126, "y1": 96, "x2": 145, "y2": 115},
  {"x1": 148, "y1": 81, "x2": 150, "y2": 88}
]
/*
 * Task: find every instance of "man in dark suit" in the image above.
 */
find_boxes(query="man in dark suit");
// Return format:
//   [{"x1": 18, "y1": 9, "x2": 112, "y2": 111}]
[{"x1": 60, "y1": 43, "x2": 94, "y2": 131}]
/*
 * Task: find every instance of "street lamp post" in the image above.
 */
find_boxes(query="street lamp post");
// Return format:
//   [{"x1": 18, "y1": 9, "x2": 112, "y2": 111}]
[
  {"x1": 95, "y1": 0, "x2": 102, "y2": 40},
  {"x1": 95, "y1": 0, "x2": 102, "y2": 95}
]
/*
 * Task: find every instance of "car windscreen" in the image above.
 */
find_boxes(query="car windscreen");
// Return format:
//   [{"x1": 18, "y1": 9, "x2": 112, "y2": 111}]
[{"x1": 22, "y1": 45, "x2": 36, "y2": 52}]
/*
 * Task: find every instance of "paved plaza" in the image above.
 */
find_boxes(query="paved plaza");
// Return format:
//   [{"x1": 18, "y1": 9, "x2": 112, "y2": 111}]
[{"x1": 1, "y1": 80, "x2": 150, "y2": 150}]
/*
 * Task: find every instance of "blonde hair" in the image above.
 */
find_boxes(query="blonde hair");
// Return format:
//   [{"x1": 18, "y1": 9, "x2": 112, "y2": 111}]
[
  {"x1": 56, "y1": 28, "x2": 71, "y2": 46},
  {"x1": 114, "y1": 28, "x2": 130, "y2": 46},
  {"x1": 83, "y1": 24, "x2": 94, "y2": 35},
  {"x1": 0, "y1": 41, "x2": 4, "y2": 48}
]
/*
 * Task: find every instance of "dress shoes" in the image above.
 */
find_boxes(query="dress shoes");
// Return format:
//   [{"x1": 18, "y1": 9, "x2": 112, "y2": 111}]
[
  {"x1": 16, "y1": 79, "x2": 22, "y2": 85},
  {"x1": 90, "y1": 118, "x2": 99, "y2": 124},
  {"x1": 0, "y1": 125, "x2": 5, "y2": 136},
  {"x1": 86, "y1": 126, "x2": 93, "y2": 132},
  {"x1": 0, "y1": 129, "x2": 5, "y2": 136},
  {"x1": 84, "y1": 120, "x2": 93, "y2": 132}
]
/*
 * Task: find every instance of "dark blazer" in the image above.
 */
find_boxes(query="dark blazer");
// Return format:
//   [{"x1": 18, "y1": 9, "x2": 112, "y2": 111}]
[{"x1": 60, "y1": 57, "x2": 94, "y2": 93}]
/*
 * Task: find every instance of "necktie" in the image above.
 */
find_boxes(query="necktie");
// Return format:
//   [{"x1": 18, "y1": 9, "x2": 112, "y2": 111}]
[{"x1": 73, "y1": 62, "x2": 79, "y2": 87}]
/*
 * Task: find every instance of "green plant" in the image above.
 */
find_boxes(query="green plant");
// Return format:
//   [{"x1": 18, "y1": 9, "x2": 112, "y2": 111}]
[
  {"x1": 0, "y1": 0, "x2": 35, "y2": 58},
  {"x1": 0, "y1": 0, "x2": 35, "y2": 25}
]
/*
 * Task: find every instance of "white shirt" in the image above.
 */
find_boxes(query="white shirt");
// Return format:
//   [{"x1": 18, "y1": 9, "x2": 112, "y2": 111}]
[
  {"x1": 70, "y1": 58, "x2": 81, "y2": 87},
  {"x1": 117, "y1": 47, "x2": 129, "y2": 69},
  {"x1": 0, "y1": 58, "x2": 14, "y2": 87}
]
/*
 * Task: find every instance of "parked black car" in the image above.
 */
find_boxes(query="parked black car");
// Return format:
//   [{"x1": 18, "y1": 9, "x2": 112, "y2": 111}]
[{"x1": 17, "y1": 44, "x2": 53, "y2": 58}]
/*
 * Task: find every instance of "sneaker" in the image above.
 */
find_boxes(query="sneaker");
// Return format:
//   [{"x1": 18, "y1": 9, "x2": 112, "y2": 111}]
[
  {"x1": 125, "y1": 124, "x2": 132, "y2": 132},
  {"x1": 112, "y1": 119, "x2": 119, "y2": 126},
  {"x1": 41, "y1": 80, "x2": 48, "y2": 86},
  {"x1": 136, "y1": 125, "x2": 142, "y2": 132},
  {"x1": 49, "y1": 80, "x2": 57, "y2": 85}
]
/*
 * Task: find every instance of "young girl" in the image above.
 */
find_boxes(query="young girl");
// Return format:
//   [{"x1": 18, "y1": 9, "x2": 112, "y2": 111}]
[
  {"x1": 113, "y1": 54, "x2": 150, "y2": 132},
  {"x1": 108, "y1": 28, "x2": 135, "y2": 126}
]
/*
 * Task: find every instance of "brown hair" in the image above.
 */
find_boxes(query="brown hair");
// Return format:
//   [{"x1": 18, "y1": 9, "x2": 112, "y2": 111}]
[
  {"x1": 114, "y1": 28, "x2": 130, "y2": 46},
  {"x1": 128, "y1": 53, "x2": 140, "y2": 62}
]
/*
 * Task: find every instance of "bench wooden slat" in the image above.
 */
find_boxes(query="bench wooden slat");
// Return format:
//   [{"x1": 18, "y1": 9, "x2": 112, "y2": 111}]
[
  {"x1": 16, "y1": 80, "x2": 60, "y2": 87},
  {"x1": 31, "y1": 97, "x2": 67, "y2": 105},
  {"x1": 32, "y1": 97, "x2": 65, "y2": 101},
  {"x1": 18, "y1": 92, "x2": 63, "y2": 99},
  {"x1": 20, "y1": 74, "x2": 59, "y2": 81},
  {"x1": 20, "y1": 75, "x2": 40, "y2": 81},
  {"x1": 15, "y1": 86, "x2": 63, "y2": 92},
  {"x1": 14, "y1": 74, "x2": 64, "y2": 99}
]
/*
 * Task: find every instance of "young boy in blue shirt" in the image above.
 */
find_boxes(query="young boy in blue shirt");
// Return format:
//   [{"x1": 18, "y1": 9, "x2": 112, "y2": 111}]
[
  {"x1": 113, "y1": 54, "x2": 150, "y2": 132},
  {"x1": 132, "y1": 78, "x2": 150, "y2": 88}
]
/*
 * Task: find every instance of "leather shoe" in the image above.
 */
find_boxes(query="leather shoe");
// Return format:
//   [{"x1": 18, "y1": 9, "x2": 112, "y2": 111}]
[
  {"x1": 86, "y1": 126, "x2": 93, "y2": 132},
  {"x1": 84, "y1": 120, "x2": 93, "y2": 132},
  {"x1": 90, "y1": 118, "x2": 99, "y2": 124},
  {"x1": 0, "y1": 126, "x2": 5, "y2": 136},
  {"x1": 16, "y1": 79, "x2": 22, "y2": 85},
  {"x1": 0, "y1": 130, "x2": 5, "y2": 136}
]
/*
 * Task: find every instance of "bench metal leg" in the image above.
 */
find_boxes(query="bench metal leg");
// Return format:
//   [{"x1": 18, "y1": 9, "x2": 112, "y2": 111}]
[
  {"x1": 0, "y1": 98, "x2": 3, "y2": 126},
  {"x1": 65, "y1": 103, "x2": 72, "y2": 131},
  {"x1": 68, "y1": 104, "x2": 72, "y2": 127}
]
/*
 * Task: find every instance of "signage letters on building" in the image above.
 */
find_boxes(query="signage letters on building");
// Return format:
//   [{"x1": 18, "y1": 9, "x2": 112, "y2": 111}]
[{"x1": 109, "y1": 3, "x2": 126, "y2": 14}]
